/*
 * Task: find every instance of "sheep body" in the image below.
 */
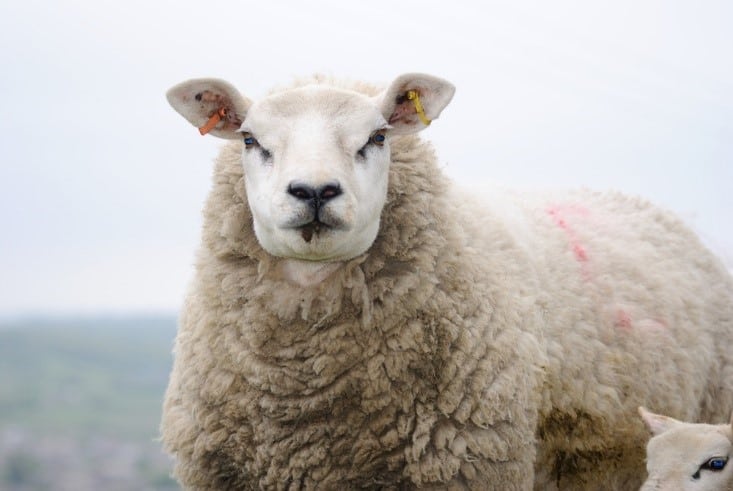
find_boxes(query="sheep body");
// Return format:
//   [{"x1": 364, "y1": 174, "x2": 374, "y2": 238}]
[{"x1": 161, "y1": 75, "x2": 733, "y2": 490}]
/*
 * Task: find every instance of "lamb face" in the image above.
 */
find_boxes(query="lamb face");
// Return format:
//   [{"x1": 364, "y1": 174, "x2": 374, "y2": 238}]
[
  {"x1": 241, "y1": 86, "x2": 390, "y2": 262},
  {"x1": 166, "y1": 74, "x2": 455, "y2": 270},
  {"x1": 639, "y1": 407, "x2": 733, "y2": 491}
]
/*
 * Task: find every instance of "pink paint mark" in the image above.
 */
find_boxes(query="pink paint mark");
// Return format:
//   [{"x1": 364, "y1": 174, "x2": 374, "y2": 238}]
[
  {"x1": 615, "y1": 309, "x2": 633, "y2": 331},
  {"x1": 546, "y1": 204, "x2": 591, "y2": 280},
  {"x1": 572, "y1": 244, "x2": 588, "y2": 262},
  {"x1": 611, "y1": 307, "x2": 669, "y2": 334}
]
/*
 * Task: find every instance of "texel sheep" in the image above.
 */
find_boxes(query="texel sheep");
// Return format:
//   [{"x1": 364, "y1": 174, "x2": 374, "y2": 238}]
[
  {"x1": 639, "y1": 407, "x2": 733, "y2": 490},
  {"x1": 160, "y1": 73, "x2": 733, "y2": 490}
]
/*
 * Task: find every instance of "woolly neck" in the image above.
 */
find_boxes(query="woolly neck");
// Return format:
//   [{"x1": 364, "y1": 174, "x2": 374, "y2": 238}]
[{"x1": 279, "y1": 259, "x2": 344, "y2": 287}]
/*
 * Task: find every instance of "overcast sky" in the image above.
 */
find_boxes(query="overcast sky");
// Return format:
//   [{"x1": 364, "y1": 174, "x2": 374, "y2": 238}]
[{"x1": 1, "y1": 0, "x2": 731, "y2": 318}]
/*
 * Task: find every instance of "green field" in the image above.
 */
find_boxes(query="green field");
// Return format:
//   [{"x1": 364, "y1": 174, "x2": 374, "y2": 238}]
[{"x1": 0, "y1": 316, "x2": 180, "y2": 490}]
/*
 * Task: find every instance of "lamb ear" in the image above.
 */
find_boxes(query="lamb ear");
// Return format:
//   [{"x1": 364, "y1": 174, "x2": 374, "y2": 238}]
[
  {"x1": 166, "y1": 78, "x2": 251, "y2": 139},
  {"x1": 377, "y1": 73, "x2": 455, "y2": 135},
  {"x1": 638, "y1": 407, "x2": 682, "y2": 436}
]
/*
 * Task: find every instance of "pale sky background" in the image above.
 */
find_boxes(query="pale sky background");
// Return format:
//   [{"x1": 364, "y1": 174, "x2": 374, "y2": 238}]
[{"x1": 0, "y1": 0, "x2": 731, "y2": 318}]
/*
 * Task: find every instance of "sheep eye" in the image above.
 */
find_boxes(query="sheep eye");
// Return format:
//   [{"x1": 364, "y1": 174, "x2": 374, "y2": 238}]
[
  {"x1": 703, "y1": 457, "x2": 728, "y2": 471},
  {"x1": 694, "y1": 456, "x2": 728, "y2": 478},
  {"x1": 370, "y1": 130, "x2": 386, "y2": 146},
  {"x1": 241, "y1": 132, "x2": 272, "y2": 161},
  {"x1": 242, "y1": 133, "x2": 258, "y2": 148},
  {"x1": 357, "y1": 130, "x2": 387, "y2": 158}
]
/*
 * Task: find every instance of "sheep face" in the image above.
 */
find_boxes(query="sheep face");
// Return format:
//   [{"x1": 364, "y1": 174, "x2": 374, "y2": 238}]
[
  {"x1": 240, "y1": 86, "x2": 391, "y2": 262},
  {"x1": 167, "y1": 74, "x2": 455, "y2": 267},
  {"x1": 639, "y1": 407, "x2": 733, "y2": 491}
]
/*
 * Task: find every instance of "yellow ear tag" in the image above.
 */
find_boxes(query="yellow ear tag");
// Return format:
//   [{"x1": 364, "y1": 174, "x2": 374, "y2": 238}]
[
  {"x1": 199, "y1": 107, "x2": 228, "y2": 136},
  {"x1": 407, "y1": 90, "x2": 431, "y2": 126}
]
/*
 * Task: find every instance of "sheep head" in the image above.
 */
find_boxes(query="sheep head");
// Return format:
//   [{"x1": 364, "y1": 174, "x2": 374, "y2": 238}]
[
  {"x1": 166, "y1": 74, "x2": 454, "y2": 275},
  {"x1": 639, "y1": 406, "x2": 733, "y2": 491}
]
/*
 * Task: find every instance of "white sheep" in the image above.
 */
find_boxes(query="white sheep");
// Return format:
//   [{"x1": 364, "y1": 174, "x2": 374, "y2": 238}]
[
  {"x1": 161, "y1": 73, "x2": 733, "y2": 490},
  {"x1": 639, "y1": 407, "x2": 733, "y2": 490}
]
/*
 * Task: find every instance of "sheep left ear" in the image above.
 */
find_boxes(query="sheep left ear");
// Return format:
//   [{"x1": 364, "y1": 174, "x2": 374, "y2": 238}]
[
  {"x1": 377, "y1": 73, "x2": 455, "y2": 135},
  {"x1": 638, "y1": 407, "x2": 682, "y2": 436}
]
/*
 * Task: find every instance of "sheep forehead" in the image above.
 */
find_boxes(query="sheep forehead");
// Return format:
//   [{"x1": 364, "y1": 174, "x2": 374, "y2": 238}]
[
  {"x1": 647, "y1": 425, "x2": 732, "y2": 472},
  {"x1": 244, "y1": 85, "x2": 386, "y2": 150}
]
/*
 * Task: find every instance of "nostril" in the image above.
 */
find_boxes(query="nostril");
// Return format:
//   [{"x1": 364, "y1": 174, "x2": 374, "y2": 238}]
[
  {"x1": 287, "y1": 181, "x2": 341, "y2": 207},
  {"x1": 287, "y1": 183, "x2": 316, "y2": 201},
  {"x1": 318, "y1": 183, "x2": 342, "y2": 201}
]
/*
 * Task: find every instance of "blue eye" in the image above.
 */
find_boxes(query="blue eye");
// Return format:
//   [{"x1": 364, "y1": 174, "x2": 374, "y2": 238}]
[
  {"x1": 697, "y1": 456, "x2": 728, "y2": 478},
  {"x1": 357, "y1": 130, "x2": 387, "y2": 158},
  {"x1": 242, "y1": 133, "x2": 257, "y2": 147},
  {"x1": 707, "y1": 457, "x2": 727, "y2": 471},
  {"x1": 371, "y1": 132, "x2": 386, "y2": 145}
]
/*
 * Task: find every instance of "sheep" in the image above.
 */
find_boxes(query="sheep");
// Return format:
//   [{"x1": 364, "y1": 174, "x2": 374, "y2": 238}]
[
  {"x1": 638, "y1": 407, "x2": 733, "y2": 490},
  {"x1": 160, "y1": 72, "x2": 733, "y2": 490}
]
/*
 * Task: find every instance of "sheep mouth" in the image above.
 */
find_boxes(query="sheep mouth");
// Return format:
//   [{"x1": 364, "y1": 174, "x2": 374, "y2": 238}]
[
  {"x1": 298, "y1": 221, "x2": 331, "y2": 243},
  {"x1": 286, "y1": 213, "x2": 346, "y2": 243}
]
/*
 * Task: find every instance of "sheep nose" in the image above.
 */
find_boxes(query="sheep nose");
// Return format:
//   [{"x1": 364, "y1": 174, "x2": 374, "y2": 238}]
[{"x1": 287, "y1": 181, "x2": 342, "y2": 206}]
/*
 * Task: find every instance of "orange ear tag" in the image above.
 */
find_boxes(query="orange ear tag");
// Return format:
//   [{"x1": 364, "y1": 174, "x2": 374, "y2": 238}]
[{"x1": 198, "y1": 107, "x2": 228, "y2": 135}]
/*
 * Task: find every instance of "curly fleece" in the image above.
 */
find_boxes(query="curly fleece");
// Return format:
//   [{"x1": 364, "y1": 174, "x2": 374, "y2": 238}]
[{"x1": 161, "y1": 82, "x2": 733, "y2": 490}]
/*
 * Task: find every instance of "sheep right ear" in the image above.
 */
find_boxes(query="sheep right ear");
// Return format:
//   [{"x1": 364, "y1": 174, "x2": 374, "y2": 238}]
[
  {"x1": 638, "y1": 406, "x2": 682, "y2": 436},
  {"x1": 166, "y1": 78, "x2": 251, "y2": 140}
]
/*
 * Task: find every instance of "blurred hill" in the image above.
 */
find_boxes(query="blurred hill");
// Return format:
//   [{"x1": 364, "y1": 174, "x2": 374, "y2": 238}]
[{"x1": 0, "y1": 316, "x2": 180, "y2": 490}]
